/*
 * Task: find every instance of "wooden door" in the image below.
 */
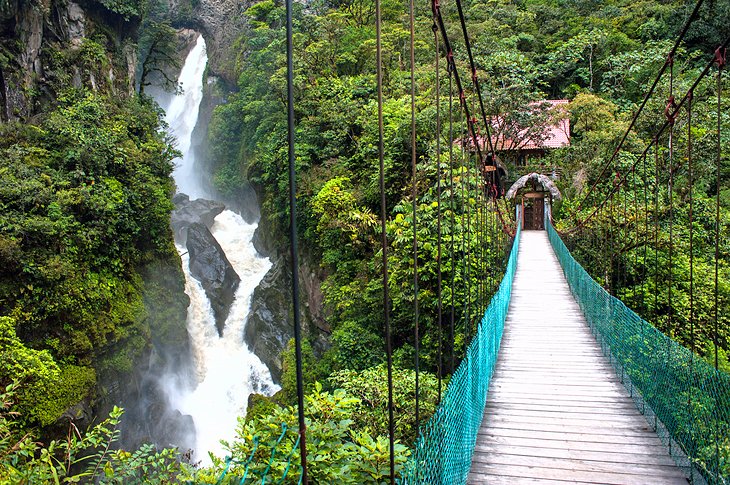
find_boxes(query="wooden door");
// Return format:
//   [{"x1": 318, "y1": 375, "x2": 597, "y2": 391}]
[
  {"x1": 532, "y1": 197, "x2": 544, "y2": 230},
  {"x1": 523, "y1": 198, "x2": 544, "y2": 230}
]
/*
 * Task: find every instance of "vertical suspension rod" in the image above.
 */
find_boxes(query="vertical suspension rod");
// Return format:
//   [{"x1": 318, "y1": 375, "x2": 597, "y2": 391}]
[
  {"x1": 285, "y1": 0, "x2": 307, "y2": 480},
  {"x1": 409, "y1": 0, "x2": 420, "y2": 431},
  {"x1": 376, "y1": 0, "x2": 395, "y2": 478},
  {"x1": 434, "y1": 24, "x2": 444, "y2": 401}
]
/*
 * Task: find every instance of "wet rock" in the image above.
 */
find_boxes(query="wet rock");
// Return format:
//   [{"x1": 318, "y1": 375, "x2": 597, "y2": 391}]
[
  {"x1": 245, "y1": 255, "x2": 292, "y2": 382},
  {"x1": 186, "y1": 222, "x2": 239, "y2": 336},
  {"x1": 171, "y1": 194, "x2": 225, "y2": 244}
]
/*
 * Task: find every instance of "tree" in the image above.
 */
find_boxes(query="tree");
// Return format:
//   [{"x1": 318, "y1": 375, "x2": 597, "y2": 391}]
[{"x1": 137, "y1": 20, "x2": 181, "y2": 95}]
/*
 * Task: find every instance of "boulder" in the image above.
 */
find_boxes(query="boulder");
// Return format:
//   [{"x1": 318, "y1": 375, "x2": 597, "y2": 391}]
[
  {"x1": 186, "y1": 222, "x2": 239, "y2": 336},
  {"x1": 171, "y1": 194, "x2": 225, "y2": 244}
]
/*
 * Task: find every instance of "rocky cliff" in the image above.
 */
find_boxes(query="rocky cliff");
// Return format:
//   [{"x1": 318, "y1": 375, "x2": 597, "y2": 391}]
[
  {"x1": 0, "y1": 0, "x2": 138, "y2": 120},
  {"x1": 0, "y1": 0, "x2": 192, "y2": 446}
]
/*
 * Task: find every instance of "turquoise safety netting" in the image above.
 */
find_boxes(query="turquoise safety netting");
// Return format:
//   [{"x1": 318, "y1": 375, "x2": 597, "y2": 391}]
[
  {"x1": 398, "y1": 221, "x2": 521, "y2": 484},
  {"x1": 547, "y1": 218, "x2": 730, "y2": 484}
]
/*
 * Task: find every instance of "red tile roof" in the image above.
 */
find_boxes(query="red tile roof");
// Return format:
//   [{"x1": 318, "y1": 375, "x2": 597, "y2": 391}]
[{"x1": 461, "y1": 99, "x2": 570, "y2": 152}]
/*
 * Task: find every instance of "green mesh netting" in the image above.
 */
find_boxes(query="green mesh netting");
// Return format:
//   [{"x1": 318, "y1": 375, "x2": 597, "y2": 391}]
[
  {"x1": 547, "y1": 218, "x2": 730, "y2": 484},
  {"x1": 398, "y1": 222, "x2": 521, "y2": 484}
]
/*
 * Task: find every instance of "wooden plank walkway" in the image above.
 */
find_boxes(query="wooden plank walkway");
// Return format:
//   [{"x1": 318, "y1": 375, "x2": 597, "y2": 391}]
[{"x1": 467, "y1": 230, "x2": 687, "y2": 484}]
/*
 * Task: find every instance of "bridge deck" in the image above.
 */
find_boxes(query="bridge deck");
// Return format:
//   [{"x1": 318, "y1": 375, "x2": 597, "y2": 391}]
[{"x1": 468, "y1": 230, "x2": 687, "y2": 484}]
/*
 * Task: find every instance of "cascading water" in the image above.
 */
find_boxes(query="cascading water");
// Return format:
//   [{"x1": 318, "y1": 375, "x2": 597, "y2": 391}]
[
  {"x1": 157, "y1": 34, "x2": 279, "y2": 463},
  {"x1": 166, "y1": 35, "x2": 207, "y2": 200}
]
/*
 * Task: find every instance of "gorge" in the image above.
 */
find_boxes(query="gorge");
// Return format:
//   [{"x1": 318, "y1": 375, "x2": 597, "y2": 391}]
[{"x1": 155, "y1": 34, "x2": 279, "y2": 462}]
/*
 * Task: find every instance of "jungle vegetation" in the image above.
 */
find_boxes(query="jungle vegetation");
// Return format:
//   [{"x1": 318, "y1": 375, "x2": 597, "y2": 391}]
[{"x1": 0, "y1": 0, "x2": 728, "y2": 481}]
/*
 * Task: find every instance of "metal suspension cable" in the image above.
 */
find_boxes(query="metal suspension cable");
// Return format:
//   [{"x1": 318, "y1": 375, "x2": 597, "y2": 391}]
[
  {"x1": 409, "y1": 0, "x2": 420, "y2": 431},
  {"x1": 573, "y1": 0, "x2": 706, "y2": 214},
  {"x1": 687, "y1": 88, "x2": 696, "y2": 456},
  {"x1": 566, "y1": 34, "x2": 730, "y2": 232},
  {"x1": 461, "y1": 112, "x2": 470, "y2": 341},
  {"x1": 434, "y1": 25, "x2": 444, "y2": 402},
  {"x1": 714, "y1": 47, "x2": 725, "y2": 371},
  {"x1": 653, "y1": 140, "x2": 660, "y2": 329},
  {"x1": 714, "y1": 47, "x2": 724, "y2": 483},
  {"x1": 375, "y1": 0, "x2": 395, "y2": 478},
  {"x1": 285, "y1": 0, "x2": 307, "y2": 480},
  {"x1": 453, "y1": 0, "x2": 496, "y2": 161},
  {"x1": 667, "y1": 59, "x2": 675, "y2": 336},
  {"x1": 431, "y1": 0, "x2": 487, "y2": 177},
  {"x1": 448, "y1": 68, "x2": 456, "y2": 375},
  {"x1": 642, "y1": 152, "x2": 649, "y2": 315}
]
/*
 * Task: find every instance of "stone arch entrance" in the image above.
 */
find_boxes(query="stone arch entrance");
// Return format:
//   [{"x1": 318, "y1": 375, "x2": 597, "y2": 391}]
[{"x1": 506, "y1": 172, "x2": 561, "y2": 231}]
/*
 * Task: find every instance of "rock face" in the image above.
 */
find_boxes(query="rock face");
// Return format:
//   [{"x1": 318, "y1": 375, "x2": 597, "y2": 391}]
[
  {"x1": 186, "y1": 222, "x2": 240, "y2": 335},
  {"x1": 245, "y1": 255, "x2": 293, "y2": 381},
  {"x1": 190, "y1": 0, "x2": 248, "y2": 83},
  {"x1": 171, "y1": 194, "x2": 225, "y2": 243},
  {"x1": 0, "y1": 0, "x2": 137, "y2": 120},
  {"x1": 245, "y1": 246, "x2": 330, "y2": 381}
]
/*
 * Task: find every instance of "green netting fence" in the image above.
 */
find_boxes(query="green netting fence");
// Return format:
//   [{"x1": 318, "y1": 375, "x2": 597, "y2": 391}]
[
  {"x1": 547, "y1": 218, "x2": 730, "y2": 484},
  {"x1": 398, "y1": 221, "x2": 521, "y2": 484}
]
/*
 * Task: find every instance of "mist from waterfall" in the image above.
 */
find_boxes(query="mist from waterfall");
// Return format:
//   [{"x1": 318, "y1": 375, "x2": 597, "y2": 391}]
[{"x1": 157, "y1": 34, "x2": 279, "y2": 464}]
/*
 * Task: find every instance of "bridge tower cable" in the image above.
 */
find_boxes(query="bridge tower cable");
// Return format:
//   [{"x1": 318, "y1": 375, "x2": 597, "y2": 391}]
[
  {"x1": 375, "y1": 0, "x2": 395, "y2": 477},
  {"x1": 453, "y1": 0, "x2": 496, "y2": 162},
  {"x1": 285, "y1": 0, "x2": 308, "y2": 478},
  {"x1": 431, "y1": 0, "x2": 488, "y2": 180}
]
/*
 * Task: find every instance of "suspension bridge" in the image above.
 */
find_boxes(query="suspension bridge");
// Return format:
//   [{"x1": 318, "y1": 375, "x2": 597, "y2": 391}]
[{"x1": 238, "y1": 0, "x2": 730, "y2": 481}]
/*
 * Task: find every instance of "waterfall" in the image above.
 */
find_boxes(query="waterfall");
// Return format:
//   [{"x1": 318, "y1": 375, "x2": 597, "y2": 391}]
[
  {"x1": 166, "y1": 35, "x2": 206, "y2": 200},
  {"x1": 157, "y1": 34, "x2": 279, "y2": 463}
]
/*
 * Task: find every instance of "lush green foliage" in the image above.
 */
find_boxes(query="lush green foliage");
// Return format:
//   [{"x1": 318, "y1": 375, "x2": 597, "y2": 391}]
[
  {"x1": 554, "y1": 71, "x2": 730, "y2": 369},
  {"x1": 0, "y1": 385, "x2": 189, "y2": 484},
  {"x1": 200, "y1": 382, "x2": 410, "y2": 484},
  {"x1": 0, "y1": 91, "x2": 178, "y2": 425},
  {"x1": 198, "y1": 2, "x2": 730, "y2": 477}
]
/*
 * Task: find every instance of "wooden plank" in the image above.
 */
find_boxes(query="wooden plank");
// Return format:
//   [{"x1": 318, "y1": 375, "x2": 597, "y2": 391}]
[
  {"x1": 473, "y1": 443, "x2": 680, "y2": 467},
  {"x1": 483, "y1": 420, "x2": 656, "y2": 437},
  {"x1": 473, "y1": 453, "x2": 687, "y2": 478},
  {"x1": 483, "y1": 409, "x2": 653, "y2": 425},
  {"x1": 487, "y1": 399, "x2": 636, "y2": 415},
  {"x1": 467, "y1": 230, "x2": 685, "y2": 484},
  {"x1": 478, "y1": 427, "x2": 664, "y2": 446},
  {"x1": 464, "y1": 476, "x2": 596, "y2": 485},
  {"x1": 469, "y1": 462, "x2": 688, "y2": 485},
  {"x1": 474, "y1": 433, "x2": 671, "y2": 456}
]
